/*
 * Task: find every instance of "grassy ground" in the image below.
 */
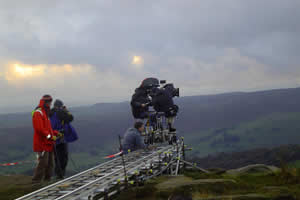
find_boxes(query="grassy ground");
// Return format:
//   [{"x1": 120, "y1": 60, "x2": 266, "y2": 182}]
[
  {"x1": 116, "y1": 168, "x2": 300, "y2": 200},
  {"x1": 2, "y1": 166, "x2": 300, "y2": 200},
  {"x1": 0, "y1": 175, "x2": 43, "y2": 200}
]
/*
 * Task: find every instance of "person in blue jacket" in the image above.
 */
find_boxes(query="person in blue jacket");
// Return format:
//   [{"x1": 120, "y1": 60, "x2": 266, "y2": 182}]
[
  {"x1": 122, "y1": 121, "x2": 146, "y2": 153},
  {"x1": 50, "y1": 99, "x2": 78, "y2": 179}
]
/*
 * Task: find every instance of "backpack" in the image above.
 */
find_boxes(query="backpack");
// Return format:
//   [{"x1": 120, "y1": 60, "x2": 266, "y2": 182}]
[{"x1": 50, "y1": 112, "x2": 78, "y2": 144}]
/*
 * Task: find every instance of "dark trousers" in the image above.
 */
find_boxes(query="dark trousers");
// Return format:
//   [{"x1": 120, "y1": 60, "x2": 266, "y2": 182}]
[
  {"x1": 54, "y1": 143, "x2": 68, "y2": 178},
  {"x1": 32, "y1": 151, "x2": 54, "y2": 183}
]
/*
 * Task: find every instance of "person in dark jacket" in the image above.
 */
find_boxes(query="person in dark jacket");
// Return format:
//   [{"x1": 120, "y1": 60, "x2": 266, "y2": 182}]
[
  {"x1": 50, "y1": 99, "x2": 74, "y2": 179},
  {"x1": 130, "y1": 87, "x2": 151, "y2": 120},
  {"x1": 151, "y1": 88, "x2": 178, "y2": 132},
  {"x1": 122, "y1": 122, "x2": 146, "y2": 153}
]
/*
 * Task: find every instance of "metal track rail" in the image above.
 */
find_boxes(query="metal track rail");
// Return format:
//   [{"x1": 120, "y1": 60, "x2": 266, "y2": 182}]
[{"x1": 16, "y1": 145, "x2": 177, "y2": 200}]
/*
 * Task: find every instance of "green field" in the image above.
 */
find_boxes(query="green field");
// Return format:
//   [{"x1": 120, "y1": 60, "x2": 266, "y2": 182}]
[{"x1": 186, "y1": 112, "x2": 300, "y2": 157}]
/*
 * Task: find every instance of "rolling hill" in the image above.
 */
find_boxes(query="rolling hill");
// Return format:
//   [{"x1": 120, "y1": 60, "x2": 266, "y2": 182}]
[{"x1": 1, "y1": 87, "x2": 300, "y2": 174}]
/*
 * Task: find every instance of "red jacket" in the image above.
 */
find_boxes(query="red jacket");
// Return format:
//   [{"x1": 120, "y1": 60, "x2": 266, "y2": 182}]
[{"x1": 32, "y1": 99, "x2": 58, "y2": 152}]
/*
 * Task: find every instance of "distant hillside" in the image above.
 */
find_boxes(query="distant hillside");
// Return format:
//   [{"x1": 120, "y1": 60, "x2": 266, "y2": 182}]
[
  {"x1": 175, "y1": 87, "x2": 300, "y2": 133},
  {"x1": 1, "y1": 87, "x2": 300, "y2": 174},
  {"x1": 186, "y1": 111, "x2": 300, "y2": 157},
  {"x1": 192, "y1": 144, "x2": 300, "y2": 170}
]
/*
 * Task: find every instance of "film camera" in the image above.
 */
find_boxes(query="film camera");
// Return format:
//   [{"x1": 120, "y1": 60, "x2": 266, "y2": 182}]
[
  {"x1": 140, "y1": 78, "x2": 180, "y2": 97},
  {"x1": 160, "y1": 80, "x2": 180, "y2": 97}
]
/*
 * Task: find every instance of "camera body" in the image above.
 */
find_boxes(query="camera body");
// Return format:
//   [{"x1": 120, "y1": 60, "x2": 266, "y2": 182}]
[
  {"x1": 140, "y1": 78, "x2": 160, "y2": 90},
  {"x1": 162, "y1": 83, "x2": 180, "y2": 97},
  {"x1": 159, "y1": 80, "x2": 180, "y2": 98},
  {"x1": 139, "y1": 77, "x2": 180, "y2": 101}
]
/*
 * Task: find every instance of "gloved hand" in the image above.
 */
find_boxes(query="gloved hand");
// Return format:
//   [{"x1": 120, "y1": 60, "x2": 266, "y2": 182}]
[
  {"x1": 52, "y1": 136, "x2": 57, "y2": 141},
  {"x1": 57, "y1": 132, "x2": 64, "y2": 138}
]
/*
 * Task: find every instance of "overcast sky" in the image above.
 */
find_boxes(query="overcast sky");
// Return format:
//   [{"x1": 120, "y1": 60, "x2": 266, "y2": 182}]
[{"x1": 0, "y1": 0, "x2": 299, "y2": 110}]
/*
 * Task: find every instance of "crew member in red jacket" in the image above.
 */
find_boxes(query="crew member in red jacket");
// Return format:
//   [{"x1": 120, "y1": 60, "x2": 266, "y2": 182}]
[{"x1": 32, "y1": 95, "x2": 59, "y2": 183}]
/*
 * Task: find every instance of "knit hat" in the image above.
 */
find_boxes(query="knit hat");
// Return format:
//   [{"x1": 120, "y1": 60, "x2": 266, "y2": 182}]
[{"x1": 54, "y1": 99, "x2": 64, "y2": 108}]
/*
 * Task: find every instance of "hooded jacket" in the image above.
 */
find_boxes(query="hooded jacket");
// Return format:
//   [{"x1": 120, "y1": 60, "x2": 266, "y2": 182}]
[
  {"x1": 152, "y1": 89, "x2": 178, "y2": 117},
  {"x1": 130, "y1": 88, "x2": 151, "y2": 119},
  {"x1": 122, "y1": 128, "x2": 146, "y2": 153},
  {"x1": 32, "y1": 98, "x2": 58, "y2": 152}
]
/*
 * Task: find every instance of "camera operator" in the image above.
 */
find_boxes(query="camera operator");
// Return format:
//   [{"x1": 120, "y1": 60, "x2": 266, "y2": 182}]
[
  {"x1": 49, "y1": 99, "x2": 76, "y2": 180},
  {"x1": 150, "y1": 87, "x2": 178, "y2": 132},
  {"x1": 130, "y1": 86, "x2": 151, "y2": 121}
]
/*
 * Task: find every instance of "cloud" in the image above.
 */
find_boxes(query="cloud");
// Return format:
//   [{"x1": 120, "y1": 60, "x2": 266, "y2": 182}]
[
  {"x1": 0, "y1": 0, "x2": 300, "y2": 109},
  {"x1": 3, "y1": 62, "x2": 92, "y2": 86},
  {"x1": 151, "y1": 48, "x2": 300, "y2": 95},
  {"x1": 1, "y1": 0, "x2": 299, "y2": 67},
  {"x1": 0, "y1": 60, "x2": 143, "y2": 106}
]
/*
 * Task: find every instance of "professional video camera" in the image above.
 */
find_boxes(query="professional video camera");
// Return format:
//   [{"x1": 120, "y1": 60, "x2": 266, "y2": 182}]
[
  {"x1": 140, "y1": 78, "x2": 160, "y2": 90},
  {"x1": 159, "y1": 80, "x2": 180, "y2": 97},
  {"x1": 140, "y1": 78, "x2": 180, "y2": 98}
]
